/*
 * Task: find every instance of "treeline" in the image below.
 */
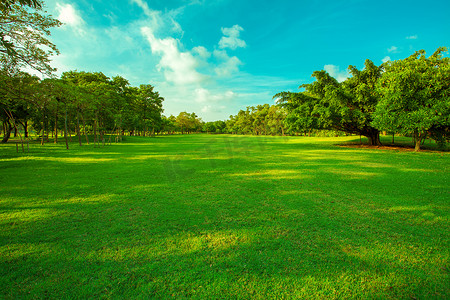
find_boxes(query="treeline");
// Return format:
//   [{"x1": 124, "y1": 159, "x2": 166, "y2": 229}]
[
  {"x1": 276, "y1": 47, "x2": 450, "y2": 151},
  {"x1": 200, "y1": 104, "x2": 286, "y2": 135},
  {"x1": 0, "y1": 69, "x2": 164, "y2": 148},
  {"x1": 200, "y1": 47, "x2": 449, "y2": 152}
]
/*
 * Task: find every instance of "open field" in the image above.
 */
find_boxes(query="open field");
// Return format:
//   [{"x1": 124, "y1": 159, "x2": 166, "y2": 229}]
[{"x1": 0, "y1": 134, "x2": 449, "y2": 299}]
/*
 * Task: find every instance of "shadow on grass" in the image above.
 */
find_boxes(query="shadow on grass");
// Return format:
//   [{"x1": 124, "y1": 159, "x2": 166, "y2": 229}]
[{"x1": 0, "y1": 134, "x2": 449, "y2": 298}]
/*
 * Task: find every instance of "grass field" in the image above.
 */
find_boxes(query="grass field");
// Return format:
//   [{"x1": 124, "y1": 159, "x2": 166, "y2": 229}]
[{"x1": 0, "y1": 134, "x2": 449, "y2": 299}]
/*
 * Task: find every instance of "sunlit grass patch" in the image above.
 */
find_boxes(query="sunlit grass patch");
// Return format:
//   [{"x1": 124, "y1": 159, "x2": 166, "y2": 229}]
[{"x1": 0, "y1": 134, "x2": 448, "y2": 298}]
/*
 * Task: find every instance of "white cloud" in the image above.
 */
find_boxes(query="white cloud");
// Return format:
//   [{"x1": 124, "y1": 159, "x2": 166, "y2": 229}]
[
  {"x1": 198, "y1": 89, "x2": 233, "y2": 113},
  {"x1": 323, "y1": 64, "x2": 349, "y2": 83},
  {"x1": 406, "y1": 35, "x2": 418, "y2": 40},
  {"x1": 382, "y1": 56, "x2": 390, "y2": 63},
  {"x1": 56, "y1": 3, "x2": 85, "y2": 36},
  {"x1": 219, "y1": 25, "x2": 246, "y2": 50},
  {"x1": 141, "y1": 27, "x2": 205, "y2": 85},
  {"x1": 213, "y1": 50, "x2": 242, "y2": 77},
  {"x1": 195, "y1": 88, "x2": 235, "y2": 103},
  {"x1": 201, "y1": 105, "x2": 227, "y2": 113},
  {"x1": 192, "y1": 46, "x2": 211, "y2": 59},
  {"x1": 130, "y1": 0, "x2": 154, "y2": 18},
  {"x1": 387, "y1": 46, "x2": 399, "y2": 53},
  {"x1": 131, "y1": 0, "x2": 183, "y2": 34}
]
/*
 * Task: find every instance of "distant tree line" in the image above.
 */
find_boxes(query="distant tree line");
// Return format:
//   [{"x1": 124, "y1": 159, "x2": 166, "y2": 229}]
[{"x1": 0, "y1": 68, "x2": 165, "y2": 147}]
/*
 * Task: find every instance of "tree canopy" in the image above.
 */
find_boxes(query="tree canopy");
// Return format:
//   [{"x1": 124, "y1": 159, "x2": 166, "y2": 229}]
[
  {"x1": 373, "y1": 47, "x2": 450, "y2": 151},
  {"x1": 0, "y1": 0, "x2": 60, "y2": 75}
]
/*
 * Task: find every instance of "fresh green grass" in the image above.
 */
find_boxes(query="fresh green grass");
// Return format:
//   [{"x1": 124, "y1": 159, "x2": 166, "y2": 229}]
[{"x1": 0, "y1": 134, "x2": 449, "y2": 299}]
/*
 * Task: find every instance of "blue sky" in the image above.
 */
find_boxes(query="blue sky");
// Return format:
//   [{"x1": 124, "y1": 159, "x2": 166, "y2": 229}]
[{"x1": 42, "y1": 0, "x2": 450, "y2": 121}]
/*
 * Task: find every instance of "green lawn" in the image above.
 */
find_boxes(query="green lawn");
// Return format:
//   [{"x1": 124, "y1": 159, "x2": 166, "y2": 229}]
[{"x1": 0, "y1": 134, "x2": 449, "y2": 299}]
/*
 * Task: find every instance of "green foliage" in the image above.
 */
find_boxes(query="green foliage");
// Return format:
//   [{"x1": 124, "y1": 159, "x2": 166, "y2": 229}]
[
  {"x1": 0, "y1": 0, "x2": 42, "y2": 11},
  {"x1": 276, "y1": 91, "x2": 318, "y2": 134},
  {"x1": 294, "y1": 61, "x2": 383, "y2": 145},
  {"x1": 0, "y1": 2, "x2": 61, "y2": 75},
  {"x1": 175, "y1": 111, "x2": 202, "y2": 133},
  {"x1": 277, "y1": 48, "x2": 448, "y2": 149},
  {"x1": 225, "y1": 104, "x2": 287, "y2": 136},
  {"x1": 373, "y1": 47, "x2": 450, "y2": 151},
  {"x1": 0, "y1": 69, "x2": 165, "y2": 144}
]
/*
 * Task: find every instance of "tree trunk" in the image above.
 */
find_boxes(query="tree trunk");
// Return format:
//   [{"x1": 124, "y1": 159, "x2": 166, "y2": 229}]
[
  {"x1": 24, "y1": 120, "x2": 28, "y2": 138},
  {"x1": 64, "y1": 107, "x2": 69, "y2": 150},
  {"x1": 80, "y1": 112, "x2": 89, "y2": 144},
  {"x1": 414, "y1": 132, "x2": 423, "y2": 152},
  {"x1": 41, "y1": 108, "x2": 45, "y2": 145},
  {"x1": 99, "y1": 117, "x2": 104, "y2": 143},
  {"x1": 365, "y1": 130, "x2": 381, "y2": 146},
  {"x1": 93, "y1": 111, "x2": 98, "y2": 146},
  {"x1": 415, "y1": 139, "x2": 421, "y2": 152},
  {"x1": 1, "y1": 119, "x2": 12, "y2": 143},
  {"x1": 54, "y1": 103, "x2": 58, "y2": 144},
  {"x1": 6, "y1": 111, "x2": 24, "y2": 151},
  {"x1": 76, "y1": 110, "x2": 82, "y2": 146}
]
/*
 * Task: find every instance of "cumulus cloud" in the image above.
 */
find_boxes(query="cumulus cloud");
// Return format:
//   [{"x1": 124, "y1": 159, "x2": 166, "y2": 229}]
[
  {"x1": 219, "y1": 25, "x2": 246, "y2": 50},
  {"x1": 192, "y1": 46, "x2": 211, "y2": 59},
  {"x1": 141, "y1": 27, "x2": 205, "y2": 85},
  {"x1": 132, "y1": 4, "x2": 246, "y2": 119},
  {"x1": 195, "y1": 88, "x2": 235, "y2": 103},
  {"x1": 323, "y1": 64, "x2": 349, "y2": 83},
  {"x1": 382, "y1": 56, "x2": 391, "y2": 63},
  {"x1": 387, "y1": 46, "x2": 399, "y2": 53},
  {"x1": 406, "y1": 35, "x2": 418, "y2": 40},
  {"x1": 196, "y1": 88, "x2": 234, "y2": 114},
  {"x1": 213, "y1": 50, "x2": 242, "y2": 77},
  {"x1": 56, "y1": 3, "x2": 85, "y2": 36}
]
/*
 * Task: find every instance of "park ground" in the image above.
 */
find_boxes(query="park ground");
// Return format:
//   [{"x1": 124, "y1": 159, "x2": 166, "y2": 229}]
[{"x1": 0, "y1": 134, "x2": 449, "y2": 298}]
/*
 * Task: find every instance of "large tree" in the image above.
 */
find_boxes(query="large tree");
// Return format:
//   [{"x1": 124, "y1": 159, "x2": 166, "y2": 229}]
[
  {"x1": 278, "y1": 60, "x2": 383, "y2": 144},
  {"x1": 308, "y1": 60, "x2": 382, "y2": 145},
  {"x1": 0, "y1": 66, "x2": 39, "y2": 143},
  {"x1": 373, "y1": 47, "x2": 450, "y2": 151},
  {"x1": 134, "y1": 84, "x2": 164, "y2": 136},
  {"x1": 0, "y1": 1, "x2": 60, "y2": 75}
]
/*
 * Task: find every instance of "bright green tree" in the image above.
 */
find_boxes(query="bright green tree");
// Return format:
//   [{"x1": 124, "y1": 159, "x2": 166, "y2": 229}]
[
  {"x1": 373, "y1": 47, "x2": 450, "y2": 151},
  {"x1": 275, "y1": 91, "x2": 318, "y2": 136}
]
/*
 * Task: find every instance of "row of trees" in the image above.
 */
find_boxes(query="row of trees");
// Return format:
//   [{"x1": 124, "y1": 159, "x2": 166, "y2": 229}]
[
  {"x1": 275, "y1": 47, "x2": 449, "y2": 151},
  {"x1": 1, "y1": 0, "x2": 167, "y2": 148},
  {"x1": 0, "y1": 68, "x2": 165, "y2": 147}
]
